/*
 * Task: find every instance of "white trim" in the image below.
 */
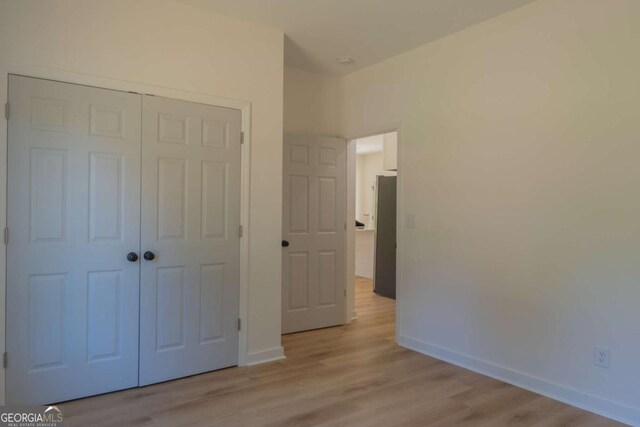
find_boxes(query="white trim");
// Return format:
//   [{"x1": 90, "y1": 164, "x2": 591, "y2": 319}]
[
  {"x1": 398, "y1": 334, "x2": 640, "y2": 427},
  {"x1": 245, "y1": 346, "x2": 286, "y2": 366},
  {"x1": 345, "y1": 138, "x2": 356, "y2": 325},
  {"x1": 238, "y1": 103, "x2": 251, "y2": 367},
  {"x1": 0, "y1": 62, "x2": 253, "y2": 404},
  {"x1": 346, "y1": 122, "x2": 404, "y2": 344},
  {"x1": 0, "y1": 68, "x2": 7, "y2": 408}
]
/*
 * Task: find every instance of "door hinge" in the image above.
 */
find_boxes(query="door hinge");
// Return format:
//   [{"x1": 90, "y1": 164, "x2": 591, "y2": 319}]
[
  {"x1": 3, "y1": 227, "x2": 8, "y2": 245},
  {"x1": 237, "y1": 318, "x2": 242, "y2": 331},
  {"x1": 240, "y1": 132, "x2": 245, "y2": 144},
  {"x1": 344, "y1": 289, "x2": 347, "y2": 297},
  {"x1": 239, "y1": 225, "x2": 243, "y2": 238},
  {"x1": 4, "y1": 102, "x2": 9, "y2": 120},
  {"x1": 3, "y1": 352, "x2": 7, "y2": 369}
]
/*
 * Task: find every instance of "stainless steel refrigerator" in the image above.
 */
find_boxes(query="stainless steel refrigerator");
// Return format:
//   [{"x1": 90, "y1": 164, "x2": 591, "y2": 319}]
[{"x1": 373, "y1": 176, "x2": 397, "y2": 299}]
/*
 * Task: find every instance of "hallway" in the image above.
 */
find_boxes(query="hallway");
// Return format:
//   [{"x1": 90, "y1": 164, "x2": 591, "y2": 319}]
[{"x1": 62, "y1": 278, "x2": 621, "y2": 426}]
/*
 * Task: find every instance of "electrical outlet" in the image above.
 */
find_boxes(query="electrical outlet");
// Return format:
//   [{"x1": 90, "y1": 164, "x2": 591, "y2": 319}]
[{"x1": 594, "y1": 346, "x2": 610, "y2": 369}]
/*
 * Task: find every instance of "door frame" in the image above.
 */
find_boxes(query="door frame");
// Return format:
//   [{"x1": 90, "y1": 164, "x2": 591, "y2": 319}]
[
  {"x1": 345, "y1": 123, "x2": 403, "y2": 342},
  {"x1": 0, "y1": 63, "x2": 253, "y2": 405}
]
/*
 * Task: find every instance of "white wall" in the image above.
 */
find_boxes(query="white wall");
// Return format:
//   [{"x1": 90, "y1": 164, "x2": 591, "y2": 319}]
[
  {"x1": 284, "y1": 66, "x2": 341, "y2": 136},
  {"x1": 340, "y1": 0, "x2": 640, "y2": 423},
  {"x1": 0, "y1": 0, "x2": 284, "y2": 366}
]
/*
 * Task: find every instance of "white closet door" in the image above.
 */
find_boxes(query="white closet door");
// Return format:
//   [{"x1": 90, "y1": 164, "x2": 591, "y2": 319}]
[
  {"x1": 6, "y1": 75, "x2": 141, "y2": 405},
  {"x1": 282, "y1": 136, "x2": 347, "y2": 334},
  {"x1": 139, "y1": 96, "x2": 241, "y2": 386}
]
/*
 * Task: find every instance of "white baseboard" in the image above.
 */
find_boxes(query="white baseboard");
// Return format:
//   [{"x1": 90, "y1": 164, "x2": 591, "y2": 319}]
[
  {"x1": 351, "y1": 310, "x2": 358, "y2": 321},
  {"x1": 398, "y1": 334, "x2": 639, "y2": 426},
  {"x1": 245, "y1": 346, "x2": 286, "y2": 366}
]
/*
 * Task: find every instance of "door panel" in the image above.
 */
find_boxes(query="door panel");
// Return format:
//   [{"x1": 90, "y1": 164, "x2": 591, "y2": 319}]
[
  {"x1": 289, "y1": 252, "x2": 310, "y2": 310},
  {"x1": 89, "y1": 153, "x2": 124, "y2": 241},
  {"x1": 30, "y1": 148, "x2": 67, "y2": 242},
  {"x1": 282, "y1": 136, "x2": 346, "y2": 334},
  {"x1": 318, "y1": 177, "x2": 337, "y2": 232},
  {"x1": 199, "y1": 264, "x2": 225, "y2": 342},
  {"x1": 289, "y1": 175, "x2": 310, "y2": 233},
  {"x1": 201, "y1": 161, "x2": 227, "y2": 239},
  {"x1": 318, "y1": 251, "x2": 337, "y2": 306},
  {"x1": 7, "y1": 75, "x2": 141, "y2": 405},
  {"x1": 157, "y1": 157, "x2": 187, "y2": 240},
  {"x1": 156, "y1": 266, "x2": 186, "y2": 351},
  {"x1": 86, "y1": 270, "x2": 121, "y2": 361},
  {"x1": 139, "y1": 96, "x2": 241, "y2": 386}
]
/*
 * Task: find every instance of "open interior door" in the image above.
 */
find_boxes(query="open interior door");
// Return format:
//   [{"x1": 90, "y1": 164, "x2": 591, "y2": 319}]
[{"x1": 282, "y1": 135, "x2": 346, "y2": 334}]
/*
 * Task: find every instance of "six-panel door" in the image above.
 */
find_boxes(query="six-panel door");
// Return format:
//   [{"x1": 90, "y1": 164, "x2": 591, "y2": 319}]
[
  {"x1": 282, "y1": 136, "x2": 347, "y2": 334},
  {"x1": 6, "y1": 76, "x2": 242, "y2": 405},
  {"x1": 6, "y1": 76, "x2": 142, "y2": 405},
  {"x1": 139, "y1": 96, "x2": 241, "y2": 386}
]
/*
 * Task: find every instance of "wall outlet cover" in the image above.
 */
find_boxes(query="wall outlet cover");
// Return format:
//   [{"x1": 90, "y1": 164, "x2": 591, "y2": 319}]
[{"x1": 594, "y1": 346, "x2": 611, "y2": 369}]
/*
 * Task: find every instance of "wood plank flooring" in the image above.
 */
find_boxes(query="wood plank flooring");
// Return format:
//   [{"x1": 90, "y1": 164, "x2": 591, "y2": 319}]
[{"x1": 62, "y1": 276, "x2": 624, "y2": 426}]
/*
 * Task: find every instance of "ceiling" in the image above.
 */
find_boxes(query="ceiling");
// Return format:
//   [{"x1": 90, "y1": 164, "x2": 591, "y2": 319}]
[
  {"x1": 356, "y1": 134, "x2": 384, "y2": 155},
  {"x1": 177, "y1": 0, "x2": 538, "y2": 75}
]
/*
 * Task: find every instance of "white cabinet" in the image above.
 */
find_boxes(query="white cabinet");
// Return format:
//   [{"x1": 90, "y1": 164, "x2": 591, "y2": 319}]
[
  {"x1": 383, "y1": 132, "x2": 397, "y2": 171},
  {"x1": 355, "y1": 230, "x2": 375, "y2": 278}
]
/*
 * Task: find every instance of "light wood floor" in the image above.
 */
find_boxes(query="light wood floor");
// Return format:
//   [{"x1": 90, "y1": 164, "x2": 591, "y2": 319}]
[{"x1": 62, "y1": 276, "x2": 624, "y2": 426}]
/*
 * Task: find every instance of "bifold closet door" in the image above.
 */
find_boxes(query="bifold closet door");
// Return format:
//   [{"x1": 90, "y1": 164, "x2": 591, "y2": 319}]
[
  {"x1": 6, "y1": 75, "x2": 142, "y2": 405},
  {"x1": 139, "y1": 96, "x2": 241, "y2": 386}
]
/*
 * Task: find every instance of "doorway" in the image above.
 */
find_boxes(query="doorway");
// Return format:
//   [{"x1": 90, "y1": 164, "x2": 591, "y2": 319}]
[
  {"x1": 351, "y1": 131, "x2": 398, "y2": 311},
  {"x1": 280, "y1": 130, "x2": 400, "y2": 335}
]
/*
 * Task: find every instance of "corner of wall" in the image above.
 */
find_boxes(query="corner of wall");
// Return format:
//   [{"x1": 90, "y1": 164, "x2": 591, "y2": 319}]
[{"x1": 245, "y1": 346, "x2": 286, "y2": 366}]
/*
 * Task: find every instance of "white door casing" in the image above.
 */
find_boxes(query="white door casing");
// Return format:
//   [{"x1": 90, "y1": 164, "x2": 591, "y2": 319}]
[
  {"x1": 0, "y1": 67, "x2": 253, "y2": 406},
  {"x1": 6, "y1": 75, "x2": 142, "y2": 405},
  {"x1": 282, "y1": 135, "x2": 346, "y2": 334},
  {"x1": 139, "y1": 96, "x2": 241, "y2": 385}
]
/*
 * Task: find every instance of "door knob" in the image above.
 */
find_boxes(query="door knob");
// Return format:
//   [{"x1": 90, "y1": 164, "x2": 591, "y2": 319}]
[
  {"x1": 281, "y1": 240, "x2": 289, "y2": 247},
  {"x1": 143, "y1": 251, "x2": 156, "y2": 261},
  {"x1": 126, "y1": 252, "x2": 139, "y2": 262}
]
